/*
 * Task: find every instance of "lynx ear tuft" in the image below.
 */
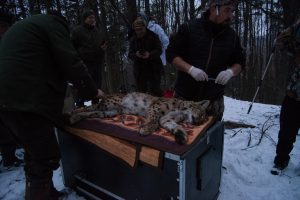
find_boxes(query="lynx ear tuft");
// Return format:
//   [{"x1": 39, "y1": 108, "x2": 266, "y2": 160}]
[{"x1": 198, "y1": 100, "x2": 210, "y2": 109}]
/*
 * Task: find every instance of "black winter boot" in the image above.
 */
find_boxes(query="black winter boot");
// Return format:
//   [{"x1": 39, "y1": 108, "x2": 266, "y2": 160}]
[
  {"x1": 270, "y1": 157, "x2": 289, "y2": 175},
  {"x1": 25, "y1": 180, "x2": 51, "y2": 200},
  {"x1": 1, "y1": 145, "x2": 24, "y2": 168},
  {"x1": 25, "y1": 180, "x2": 66, "y2": 200},
  {"x1": 50, "y1": 181, "x2": 66, "y2": 199}
]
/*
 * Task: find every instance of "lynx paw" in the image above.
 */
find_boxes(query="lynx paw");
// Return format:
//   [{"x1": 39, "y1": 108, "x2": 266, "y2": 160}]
[
  {"x1": 139, "y1": 124, "x2": 158, "y2": 136},
  {"x1": 139, "y1": 126, "x2": 152, "y2": 136},
  {"x1": 174, "y1": 127, "x2": 188, "y2": 144},
  {"x1": 69, "y1": 115, "x2": 82, "y2": 124}
]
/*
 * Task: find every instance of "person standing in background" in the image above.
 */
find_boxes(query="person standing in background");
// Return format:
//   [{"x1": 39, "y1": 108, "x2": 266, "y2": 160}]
[
  {"x1": 271, "y1": 19, "x2": 300, "y2": 175},
  {"x1": 137, "y1": 12, "x2": 169, "y2": 66},
  {"x1": 137, "y1": 12, "x2": 170, "y2": 89},
  {"x1": 128, "y1": 18, "x2": 163, "y2": 96},
  {"x1": 71, "y1": 9, "x2": 107, "y2": 106}
]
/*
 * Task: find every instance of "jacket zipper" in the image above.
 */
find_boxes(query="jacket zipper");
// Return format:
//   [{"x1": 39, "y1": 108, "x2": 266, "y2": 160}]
[
  {"x1": 205, "y1": 38, "x2": 214, "y2": 71},
  {"x1": 205, "y1": 28, "x2": 227, "y2": 71}
]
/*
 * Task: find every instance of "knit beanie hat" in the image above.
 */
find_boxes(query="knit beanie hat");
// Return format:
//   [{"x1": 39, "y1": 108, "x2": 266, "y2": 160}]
[
  {"x1": 137, "y1": 12, "x2": 149, "y2": 24},
  {"x1": 132, "y1": 18, "x2": 146, "y2": 29},
  {"x1": 208, "y1": 0, "x2": 237, "y2": 6},
  {"x1": 82, "y1": 9, "x2": 95, "y2": 21}
]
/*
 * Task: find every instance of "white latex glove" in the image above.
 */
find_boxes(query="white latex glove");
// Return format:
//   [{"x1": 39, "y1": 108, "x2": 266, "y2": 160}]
[
  {"x1": 215, "y1": 69, "x2": 234, "y2": 85},
  {"x1": 188, "y1": 66, "x2": 208, "y2": 81}
]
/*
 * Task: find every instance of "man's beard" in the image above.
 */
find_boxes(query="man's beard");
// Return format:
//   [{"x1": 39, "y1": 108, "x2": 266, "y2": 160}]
[{"x1": 221, "y1": 18, "x2": 232, "y2": 26}]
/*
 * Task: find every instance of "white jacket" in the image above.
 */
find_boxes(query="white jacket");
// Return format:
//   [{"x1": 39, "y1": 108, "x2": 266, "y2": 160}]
[{"x1": 147, "y1": 20, "x2": 169, "y2": 65}]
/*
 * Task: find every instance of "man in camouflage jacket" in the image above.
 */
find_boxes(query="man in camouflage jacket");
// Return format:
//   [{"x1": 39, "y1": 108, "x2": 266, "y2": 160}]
[{"x1": 271, "y1": 19, "x2": 300, "y2": 175}]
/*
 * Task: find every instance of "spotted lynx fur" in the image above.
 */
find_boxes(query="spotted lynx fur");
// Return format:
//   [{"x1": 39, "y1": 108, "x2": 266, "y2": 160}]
[{"x1": 69, "y1": 92, "x2": 210, "y2": 144}]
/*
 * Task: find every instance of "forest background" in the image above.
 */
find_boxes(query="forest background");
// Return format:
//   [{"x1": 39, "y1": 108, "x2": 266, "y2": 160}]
[{"x1": 1, "y1": 0, "x2": 300, "y2": 105}]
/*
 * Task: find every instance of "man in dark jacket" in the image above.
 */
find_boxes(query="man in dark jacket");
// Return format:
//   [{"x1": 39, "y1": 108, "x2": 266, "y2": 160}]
[
  {"x1": 0, "y1": 13, "x2": 103, "y2": 200},
  {"x1": 128, "y1": 18, "x2": 163, "y2": 97},
  {"x1": 71, "y1": 9, "x2": 107, "y2": 106},
  {"x1": 166, "y1": 0, "x2": 245, "y2": 119},
  {"x1": 0, "y1": 9, "x2": 24, "y2": 169}
]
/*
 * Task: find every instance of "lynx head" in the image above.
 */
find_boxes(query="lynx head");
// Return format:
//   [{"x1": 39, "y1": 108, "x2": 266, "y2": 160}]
[{"x1": 182, "y1": 100, "x2": 210, "y2": 125}]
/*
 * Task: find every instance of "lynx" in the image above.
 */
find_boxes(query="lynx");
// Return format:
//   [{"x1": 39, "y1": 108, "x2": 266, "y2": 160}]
[{"x1": 69, "y1": 92, "x2": 210, "y2": 144}]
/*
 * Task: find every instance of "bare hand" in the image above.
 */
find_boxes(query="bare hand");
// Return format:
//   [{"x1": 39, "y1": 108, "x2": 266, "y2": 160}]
[
  {"x1": 141, "y1": 51, "x2": 150, "y2": 59},
  {"x1": 136, "y1": 50, "x2": 150, "y2": 59},
  {"x1": 100, "y1": 41, "x2": 107, "y2": 50},
  {"x1": 96, "y1": 89, "x2": 105, "y2": 98}
]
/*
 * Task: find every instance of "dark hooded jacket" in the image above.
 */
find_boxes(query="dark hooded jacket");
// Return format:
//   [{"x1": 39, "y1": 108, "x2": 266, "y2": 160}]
[
  {"x1": 0, "y1": 14, "x2": 98, "y2": 126},
  {"x1": 71, "y1": 12, "x2": 105, "y2": 63},
  {"x1": 166, "y1": 13, "x2": 245, "y2": 101},
  {"x1": 128, "y1": 29, "x2": 163, "y2": 73}
]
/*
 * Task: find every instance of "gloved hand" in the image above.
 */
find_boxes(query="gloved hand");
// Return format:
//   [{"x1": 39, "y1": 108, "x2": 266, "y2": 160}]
[
  {"x1": 215, "y1": 69, "x2": 234, "y2": 85},
  {"x1": 188, "y1": 66, "x2": 208, "y2": 81}
]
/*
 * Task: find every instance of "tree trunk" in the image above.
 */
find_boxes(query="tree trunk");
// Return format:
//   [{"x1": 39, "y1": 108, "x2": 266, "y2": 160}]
[
  {"x1": 183, "y1": 0, "x2": 188, "y2": 22},
  {"x1": 125, "y1": 0, "x2": 137, "y2": 24},
  {"x1": 17, "y1": 0, "x2": 27, "y2": 18},
  {"x1": 145, "y1": 0, "x2": 150, "y2": 16},
  {"x1": 55, "y1": 0, "x2": 61, "y2": 13},
  {"x1": 189, "y1": 0, "x2": 195, "y2": 20}
]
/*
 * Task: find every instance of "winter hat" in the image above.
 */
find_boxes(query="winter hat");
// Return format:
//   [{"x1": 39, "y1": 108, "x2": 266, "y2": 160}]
[
  {"x1": 137, "y1": 12, "x2": 149, "y2": 24},
  {"x1": 82, "y1": 9, "x2": 95, "y2": 21},
  {"x1": 208, "y1": 0, "x2": 237, "y2": 6},
  {"x1": 132, "y1": 18, "x2": 146, "y2": 29}
]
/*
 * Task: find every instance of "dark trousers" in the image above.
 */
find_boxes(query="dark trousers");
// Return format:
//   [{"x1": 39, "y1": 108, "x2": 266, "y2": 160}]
[
  {"x1": 134, "y1": 67, "x2": 162, "y2": 97},
  {"x1": 86, "y1": 62, "x2": 102, "y2": 89},
  {"x1": 0, "y1": 111, "x2": 60, "y2": 182},
  {"x1": 274, "y1": 96, "x2": 300, "y2": 165},
  {"x1": 77, "y1": 61, "x2": 102, "y2": 106},
  {"x1": 0, "y1": 121, "x2": 19, "y2": 166}
]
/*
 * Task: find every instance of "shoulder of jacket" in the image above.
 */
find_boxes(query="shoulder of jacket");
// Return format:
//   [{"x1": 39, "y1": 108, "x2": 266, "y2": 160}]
[
  {"x1": 73, "y1": 24, "x2": 84, "y2": 30},
  {"x1": 226, "y1": 27, "x2": 238, "y2": 39},
  {"x1": 180, "y1": 18, "x2": 202, "y2": 33},
  {"x1": 147, "y1": 29, "x2": 157, "y2": 37},
  {"x1": 187, "y1": 18, "x2": 202, "y2": 27}
]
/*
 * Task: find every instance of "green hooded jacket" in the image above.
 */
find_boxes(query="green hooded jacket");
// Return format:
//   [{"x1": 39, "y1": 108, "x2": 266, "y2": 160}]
[
  {"x1": 71, "y1": 20, "x2": 105, "y2": 63},
  {"x1": 0, "y1": 14, "x2": 98, "y2": 126}
]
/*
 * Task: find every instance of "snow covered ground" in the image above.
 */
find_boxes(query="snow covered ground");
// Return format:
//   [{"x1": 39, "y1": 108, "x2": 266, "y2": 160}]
[{"x1": 0, "y1": 96, "x2": 299, "y2": 200}]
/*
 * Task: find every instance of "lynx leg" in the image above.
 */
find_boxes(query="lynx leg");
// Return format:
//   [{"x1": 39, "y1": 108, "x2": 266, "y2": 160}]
[
  {"x1": 139, "y1": 122, "x2": 160, "y2": 136},
  {"x1": 69, "y1": 110, "x2": 118, "y2": 124},
  {"x1": 160, "y1": 112, "x2": 188, "y2": 144},
  {"x1": 71, "y1": 104, "x2": 99, "y2": 114},
  {"x1": 138, "y1": 104, "x2": 162, "y2": 136}
]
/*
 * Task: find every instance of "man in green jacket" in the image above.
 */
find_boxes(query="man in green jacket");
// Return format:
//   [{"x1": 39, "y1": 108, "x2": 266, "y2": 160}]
[
  {"x1": 71, "y1": 9, "x2": 107, "y2": 106},
  {"x1": 0, "y1": 12, "x2": 103, "y2": 200}
]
